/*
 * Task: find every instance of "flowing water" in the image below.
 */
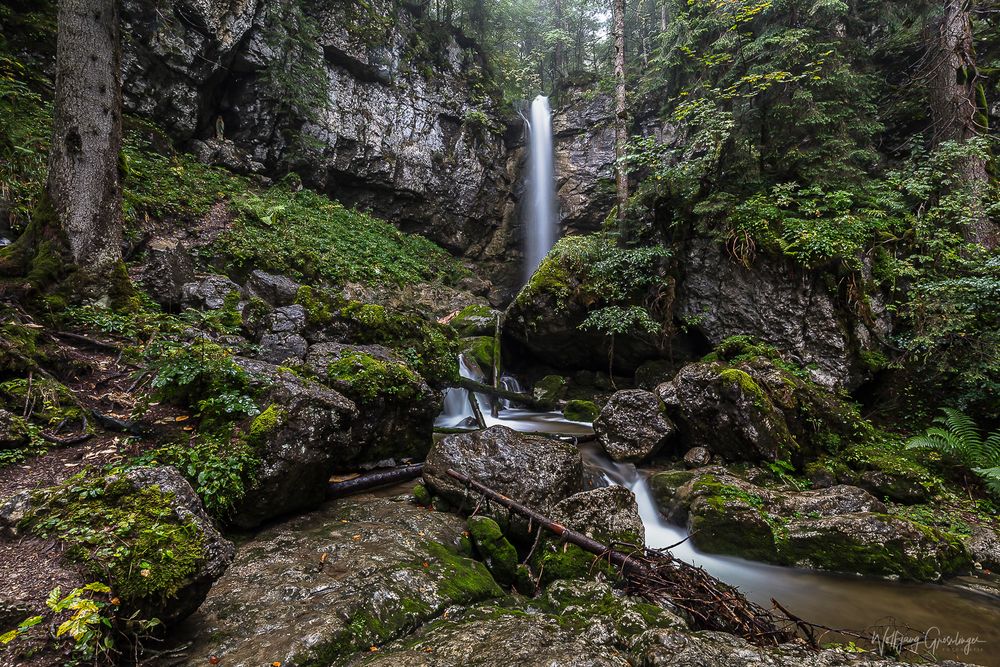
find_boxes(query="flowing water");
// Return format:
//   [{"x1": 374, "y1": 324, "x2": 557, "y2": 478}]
[
  {"x1": 434, "y1": 386, "x2": 1000, "y2": 665},
  {"x1": 522, "y1": 95, "x2": 558, "y2": 282}
]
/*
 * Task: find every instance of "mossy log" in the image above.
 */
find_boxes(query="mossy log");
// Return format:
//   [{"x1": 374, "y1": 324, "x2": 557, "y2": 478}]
[{"x1": 455, "y1": 377, "x2": 549, "y2": 411}]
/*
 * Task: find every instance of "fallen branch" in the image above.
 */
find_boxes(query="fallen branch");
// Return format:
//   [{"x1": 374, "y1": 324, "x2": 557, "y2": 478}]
[
  {"x1": 467, "y1": 391, "x2": 487, "y2": 430},
  {"x1": 328, "y1": 463, "x2": 425, "y2": 498},
  {"x1": 455, "y1": 377, "x2": 549, "y2": 411},
  {"x1": 52, "y1": 330, "x2": 121, "y2": 352},
  {"x1": 446, "y1": 468, "x2": 791, "y2": 646},
  {"x1": 38, "y1": 431, "x2": 92, "y2": 445}
]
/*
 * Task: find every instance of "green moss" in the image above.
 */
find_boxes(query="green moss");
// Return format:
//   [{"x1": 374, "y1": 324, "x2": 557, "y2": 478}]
[
  {"x1": 718, "y1": 368, "x2": 768, "y2": 407},
  {"x1": 712, "y1": 335, "x2": 780, "y2": 363},
  {"x1": 451, "y1": 304, "x2": 498, "y2": 337},
  {"x1": 294, "y1": 285, "x2": 335, "y2": 326},
  {"x1": 21, "y1": 471, "x2": 207, "y2": 608},
  {"x1": 0, "y1": 317, "x2": 42, "y2": 375},
  {"x1": 532, "y1": 542, "x2": 618, "y2": 587},
  {"x1": 339, "y1": 300, "x2": 459, "y2": 387},
  {"x1": 562, "y1": 399, "x2": 599, "y2": 422},
  {"x1": 467, "y1": 516, "x2": 519, "y2": 586},
  {"x1": 533, "y1": 374, "x2": 566, "y2": 407},
  {"x1": 247, "y1": 404, "x2": 286, "y2": 448},
  {"x1": 0, "y1": 377, "x2": 84, "y2": 426},
  {"x1": 326, "y1": 351, "x2": 422, "y2": 402},
  {"x1": 424, "y1": 541, "x2": 504, "y2": 601},
  {"x1": 465, "y1": 336, "x2": 497, "y2": 371},
  {"x1": 412, "y1": 482, "x2": 432, "y2": 506}
]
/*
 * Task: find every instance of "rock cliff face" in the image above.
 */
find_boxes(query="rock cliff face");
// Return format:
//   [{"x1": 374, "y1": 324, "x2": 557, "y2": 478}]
[{"x1": 121, "y1": 0, "x2": 511, "y2": 257}]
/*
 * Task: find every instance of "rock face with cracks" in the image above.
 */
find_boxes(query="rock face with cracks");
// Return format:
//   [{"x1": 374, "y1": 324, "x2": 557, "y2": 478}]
[
  {"x1": 595, "y1": 389, "x2": 676, "y2": 462},
  {"x1": 423, "y1": 425, "x2": 583, "y2": 539}
]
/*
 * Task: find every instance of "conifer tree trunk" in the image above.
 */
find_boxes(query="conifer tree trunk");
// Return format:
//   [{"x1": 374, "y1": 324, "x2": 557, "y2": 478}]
[
  {"x1": 554, "y1": 0, "x2": 566, "y2": 82},
  {"x1": 0, "y1": 0, "x2": 124, "y2": 289},
  {"x1": 928, "y1": 0, "x2": 997, "y2": 248},
  {"x1": 48, "y1": 0, "x2": 124, "y2": 276},
  {"x1": 612, "y1": 0, "x2": 629, "y2": 224}
]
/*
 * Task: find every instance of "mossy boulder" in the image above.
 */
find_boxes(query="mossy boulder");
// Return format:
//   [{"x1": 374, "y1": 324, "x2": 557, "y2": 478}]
[
  {"x1": 595, "y1": 389, "x2": 676, "y2": 462},
  {"x1": 305, "y1": 343, "x2": 440, "y2": 466},
  {"x1": 0, "y1": 377, "x2": 84, "y2": 428},
  {"x1": 533, "y1": 374, "x2": 566, "y2": 407},
  {"x1": 659, "y1": 470, "x2": 971, "y2": 581},
  {"x1": 449, "y1": 303, "x2": 501, "y2": 337},
  {"x1": 533, "y1": 486, "x2": 644, "y2": 587},
  {"x1": 563, "y1": 399, "x2": 599, "y2": 422},
  {"x1": 464, "y1": 336, "x2": 497, "y2": 371},
  {"x1": 505, "y1": 237, "x2": 664, "y2": 373},
  {"x1": 336, "y1": 300, "x2": 459, "y2": 388},
  {"x1": 656, "y1": 362, "x2": 796, "y2": 463},
  {"x1": 13, "y1": 466, "x2": 234, "y2": 626},
  {"x1": 229, "y1": 360, "x2": 358, "y2": 529},
  {"x1": 0, "y1": 409, "x2": 30, "y2": 449},
  {"x1": 467, "y1": 516, "x2": 518, "y2": 586}
]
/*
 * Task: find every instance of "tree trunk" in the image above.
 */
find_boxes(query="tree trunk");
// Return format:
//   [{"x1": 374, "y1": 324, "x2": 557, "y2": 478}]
[
  {"x1": 554, "y1": 0, "x2": 566, "y2": 82},
  {"x1": 928, "y1": 0, "x2": 996, "y2": 248},
  {"x1": 612, "y1": 0, "x2": 629, "y2": 226}
]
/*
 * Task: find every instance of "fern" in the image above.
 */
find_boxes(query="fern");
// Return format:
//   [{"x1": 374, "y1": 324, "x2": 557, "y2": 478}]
[{"x1": 908, "y1": 408, "x2": 1000, "y2": 498}]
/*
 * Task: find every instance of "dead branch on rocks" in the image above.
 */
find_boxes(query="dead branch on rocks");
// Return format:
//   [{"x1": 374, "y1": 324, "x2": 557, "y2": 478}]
[
  {"x1": 328, "y1": 463, "x2": 425, "y2": 497},
  {"x1": 446, "y1": 468, "x2": 792, "y2": 646}
]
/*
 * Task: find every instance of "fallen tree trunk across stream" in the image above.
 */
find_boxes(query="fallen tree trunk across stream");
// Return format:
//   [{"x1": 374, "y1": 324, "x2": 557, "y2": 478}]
[
  {"x1": 445, "y1": 468, "x2": 793, "y2": 646},
  {"x1": 454, "y1": 377, "x2": 550, "y2": 411},
  {"x1": 327, "y1": 463, "x2": 424, "y2": 497}
]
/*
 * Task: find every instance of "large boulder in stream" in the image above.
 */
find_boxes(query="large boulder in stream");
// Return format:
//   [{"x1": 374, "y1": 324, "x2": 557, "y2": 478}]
[
  {"x1": 595, "y1": 389, "x2": 676, "y2": 462},
  {"x1": 231, "y1": 359, "x2": 357, "y2": 529},
  {"x1": 656, "y1": 362, "x2": 796, "y2": 463},
  {"x1": 423, "y1": 425, "x2": 583, "y2": 539},
  {"x1": 305, "y1": 342, "x2": 440, "y2": 466},
  {"x1": 653, "y1": 469, "x2": 971, "y2": 581}
]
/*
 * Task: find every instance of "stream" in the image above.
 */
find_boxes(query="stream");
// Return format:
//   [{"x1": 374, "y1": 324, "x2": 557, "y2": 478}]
[{"x1": 436, "y1": 366, "x2": 1000, "y2": 665}]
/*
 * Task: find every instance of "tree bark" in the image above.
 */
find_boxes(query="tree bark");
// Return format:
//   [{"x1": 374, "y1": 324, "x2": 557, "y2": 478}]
[
  {"x1": 554, "y1": 0, "x2": 566, "y2": 82},
  {"x1": 928, "y1": 0, "x2": 997, "y2": 248},
  {"x1": 612, "y1": 0, "x2": 629, "y2": 225}
]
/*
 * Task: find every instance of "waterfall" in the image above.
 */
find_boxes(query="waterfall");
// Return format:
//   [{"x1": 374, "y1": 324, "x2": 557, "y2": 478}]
[
  {"x1": 436, "y1": 354, "x2": 491, "y2": 428},
  {"x1": 523, "y1": 95, "x2": 558, "y2": 282}
]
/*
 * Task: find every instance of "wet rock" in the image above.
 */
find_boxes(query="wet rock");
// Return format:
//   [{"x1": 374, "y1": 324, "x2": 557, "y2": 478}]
[
  {"x1": 660, "y1": 470, "x2": 970, "y2": 581},
  {"x1": 595, "y1": 390, "x2": 676, "y2": 463},
  {"x1": 255, "y1": 304, "x2": 308, "y2": 364},
  {"x1": 656, "y1": 362, "x2": 796, "y2": 463},
  {"x1": 189, "y1": 138, "x2": 265, "y2": 174},
  {"x1": 964, "y1": 526, "x2": 1000, "y2": 570},
  {"x1": 552, "y1": 486, "x2": 645, "y2": 546},
  {"x1": 423, "y1": 425, "x2": 583, "y2": 539},
  {"x1": 683, "y1": 447, "x2": 711, "y2": 468},
  {"x1": 118, "y1": 466, "x2": 235, "y2": 624},
  {"x1": 675, "y1": 237, "x2": 887, "y2": 389},
  {"x1": 533, "y1": 374, "x2": 567, "y2": 406},
  {"x1": 228, "y1": 362, "x2": 357, "y2": 529},
  {"x1": 136, "y1": 239, "x2": 196, "y2": 307},
  {"x1": 180, "y1": 273, "x2": 241, "y2": 310},
  {"x1": 164, "y1": 496, "x2": 503, "y2": 667},
  {"x1": 359, "y1": 604, "x2": 633, "y2": 667},
  {"x1": 0, "y1": 410, "x2": 28, "y2": 449},
  {"x1": 637, "y1": 628, "x2": 918, "y2": 666},
  {"x1": 242, "y1": 269, "x2": 302, "y2": 307},
  {"x1": 305, "y1": 342, "x2": 439, "y2": 465}
]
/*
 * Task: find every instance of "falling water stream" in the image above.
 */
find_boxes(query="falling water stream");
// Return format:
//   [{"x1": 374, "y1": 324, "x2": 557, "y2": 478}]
[{"x1": 522, "y1": 95, "x2": 558, "y2": 282}]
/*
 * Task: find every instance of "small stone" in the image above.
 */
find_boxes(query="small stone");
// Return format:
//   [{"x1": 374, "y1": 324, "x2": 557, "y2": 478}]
[{"x1": 683, "y1": 446, "x2": 712, "y2": 468}]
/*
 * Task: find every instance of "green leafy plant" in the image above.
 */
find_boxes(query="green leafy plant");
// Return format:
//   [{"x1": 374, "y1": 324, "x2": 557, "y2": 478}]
[
  {"x1": 133, "y1": 430, "x2": 260, "y2": 520},
  {"x1": 907, "y1": 408, "x2": 1000, "y2": 497},
  {"x1": 144, "y1": 338, "x2": 260, "y2": 426}
]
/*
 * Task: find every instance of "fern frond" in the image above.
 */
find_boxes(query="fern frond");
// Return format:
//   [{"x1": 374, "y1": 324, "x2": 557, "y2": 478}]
[
  {"x1": 972, "y1": 467, "x2": 1000, "y2": 498},
  {"x1": 978, "y1": 432, "x2": 1000, "y2": 468},
  {"x1": 941, "y1": 407, "x2": 982, "y2": 449}
]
